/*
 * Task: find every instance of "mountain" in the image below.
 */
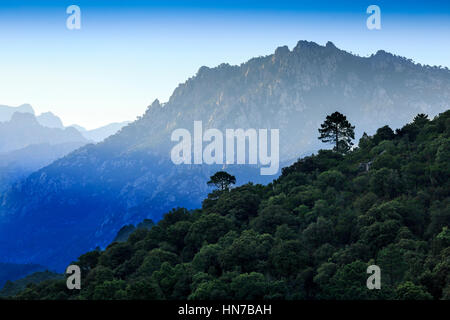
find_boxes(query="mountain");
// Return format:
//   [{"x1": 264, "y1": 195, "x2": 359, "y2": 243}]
[
  {"x1": 0, "y1": 141, "x2": 88, "y2": 192},
  {"x1": 0, "y1": 106, "x2": 128, "y2": 193},
  {"x1": 70, "y1": 121, "x2": 131, "y2": 143},
  {"x1": 0, "y1": 263, "x2": 47, "y2": 289},
  {"x1": 0, "y1": 104, "x2": 34, "y2": 122},
  {"x1": 0, "y1": 104, "x2": 127, "y2": 141},
  {"x1": 0, "y1": 112, "x2": 88, "y2": 191},
  {"x1": 36, "y1": 112, "x2": 64, "y2": 129},
  {"x1": 0, "y1": 112, "x2": 87, "y2": 153},
  {"x1": 8, "y1": 111, "x2": 450, "y2": 300},
  {"x1": 0, "y1": 40, "x2": 449, "y2": 271},
  {"x1": 0, "y1": 270, "x2": 63, "y2": 297},
  {"x1": 69, "y1": 124, "x2": 87, "y2": 132}
]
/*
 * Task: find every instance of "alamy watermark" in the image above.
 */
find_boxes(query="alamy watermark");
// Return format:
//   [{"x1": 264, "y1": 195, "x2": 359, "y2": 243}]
[
  {"x1": 66, "y1": 264, "x2": 81, "y2": 290},
  {"x1": 170, "y1": 121, "x2": 279, "y2": 175},
  {"x1": 366, "y1": 265, "x2": 381, "y2": 289},
  {"x1": 64, "y1": 5, "x2": 379, "y2": 31},
  {"x1": 366, "y1": 5, "x2": 381, "y2": 30},
  {"x1": 66, "y1": 5, "x2": 81, "y2": 30}
]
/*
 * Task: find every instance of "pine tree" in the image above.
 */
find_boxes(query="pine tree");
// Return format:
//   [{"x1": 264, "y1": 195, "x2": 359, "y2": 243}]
[
  {"x1": 318, "y1": 111, "x2": 355, "y2": 153},
  {"x1": 207, "y1": 171, "x2": 236, "y2": 191}
]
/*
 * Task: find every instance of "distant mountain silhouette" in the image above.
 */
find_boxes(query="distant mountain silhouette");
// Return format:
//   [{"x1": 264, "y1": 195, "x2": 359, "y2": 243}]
[
  {"x1": 0, "y1": 112, "x2": 88, "y2": 191},
  {"x1": 0, "y1": 141, "x2": 87, "y2": 192},
  {"x1": 0, "y1": 104, "x2": 129, "y2": 142},
  {"x1": 0, "y1": 40, "x2": 449, "y2": 270},
  {"x1": 0, "y1": 104, "x2": 34, "y2": 122},
  {"x1": 36, "y1": 112, "x2": 64, "y2": 129},
  {"x1": 0, "y1": 112, "x2": 87, "y2": 153},
  {"x1": 70, "y1": 121, "x2": 131, "y2": 142},
  {"x1": 0, "y1": 106, "x2": 130, "y2": 193}
]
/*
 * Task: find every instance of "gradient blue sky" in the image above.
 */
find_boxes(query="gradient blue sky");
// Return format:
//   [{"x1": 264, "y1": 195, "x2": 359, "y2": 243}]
[{"x1": 0, "y1": 1, "x2": 449, "y2": 128}]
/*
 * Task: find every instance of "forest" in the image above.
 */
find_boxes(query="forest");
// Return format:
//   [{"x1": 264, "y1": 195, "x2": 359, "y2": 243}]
[{"x1": 6, "y1": 110, "x2": 450, "y2": 300}]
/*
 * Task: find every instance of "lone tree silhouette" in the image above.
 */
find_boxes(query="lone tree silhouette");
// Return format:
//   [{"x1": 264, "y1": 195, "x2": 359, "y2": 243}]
[
  {"x1": 207, "y1": 171, "x2": 236, "y2": 191},
  {"x1": 318, "y1": 111, "x2": 355, "y2": 153}
]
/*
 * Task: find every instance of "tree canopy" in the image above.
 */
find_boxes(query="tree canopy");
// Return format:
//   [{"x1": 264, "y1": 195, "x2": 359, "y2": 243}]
[
  {"x1": 207, "y1": 171, "x2": 236, "y2": 191},
  {"x1": 7, "y1": 110, "x2": 450, "y2": 300},
  {"x1": 318, "y1": 111, "x2": 355, "y2": 153}
]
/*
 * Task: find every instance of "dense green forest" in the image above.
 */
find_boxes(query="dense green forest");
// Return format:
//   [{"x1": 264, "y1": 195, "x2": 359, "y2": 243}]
[
  {"x1": 8, "y1": 111, "x2": 450, "y2": 300},
  {"x1": 0, "y1": 263, "x2": 47, "y2": 289},
  {"x1": 0, "y1": 271, "x2": 63, "y2": 297}
]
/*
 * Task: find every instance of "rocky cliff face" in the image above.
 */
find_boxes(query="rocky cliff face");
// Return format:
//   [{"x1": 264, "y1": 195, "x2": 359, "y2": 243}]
[
  {"x1": 113, "y1": 40, "x2": 450, "y2": 159},
  {"x1": 1, "y1": 40, "x2": 449, "y2": 270}
]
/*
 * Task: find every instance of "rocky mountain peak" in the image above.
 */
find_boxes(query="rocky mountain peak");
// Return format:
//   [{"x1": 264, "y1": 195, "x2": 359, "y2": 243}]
[
  {"x1": 36, "y1": 112, "x2": 64, "y2": 129},
  {"x1": 274, "y1": 45, "x2": 290, "y2": 57},
  {"x1": 150, "y1": 99, "x2": 161, "y2": 109},
  {"x1": 325, "y1": 41, "x2": 337, "y2": 49},
  {"x1": 10, "y1": 112, "x2": 39, "y2": 126},
  {"x1": 293, "y1": 40, "x2": 323, "y2": 53},
  {"x1": 17, "y1": 104, "x2": 35, "y2": 115}
]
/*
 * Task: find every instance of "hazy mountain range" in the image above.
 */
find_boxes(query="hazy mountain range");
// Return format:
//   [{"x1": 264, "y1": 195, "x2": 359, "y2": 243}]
[
  {"x1": 0, "y1": 141, "x2": 88, "y2": 192},
  {"x1": 0, "y1": 40, "x2": 449, "y2": 270},
  {"x1": 70, "y1": 122, "x2": 131, "y2": 143},
  {"x1": 0, "y1": 104, "x2": 130, "y2": 143},
  {"x1": 0, "y1": 104, "x2": 35, "y2": 122},
  {"x1": 0, "y1": 106, "x2": 130, "y2": 192},
  {"x1": 0, "y1": 112, "x2": 86, "y2": 153}
]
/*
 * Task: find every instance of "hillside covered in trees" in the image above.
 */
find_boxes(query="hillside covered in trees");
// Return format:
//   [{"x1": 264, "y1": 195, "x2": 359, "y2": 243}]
[
  {"x1": 2, "y1": 41, "x2": 450, "y2": 271},
  {"x1": 9, "y1": 111, "x2": 450, "y2": 300}
]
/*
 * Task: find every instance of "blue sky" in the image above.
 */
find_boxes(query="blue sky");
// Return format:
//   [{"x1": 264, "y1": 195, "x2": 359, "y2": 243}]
[{"x1": 0, "y1": 1, "x2": 449, "y2": 128}]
